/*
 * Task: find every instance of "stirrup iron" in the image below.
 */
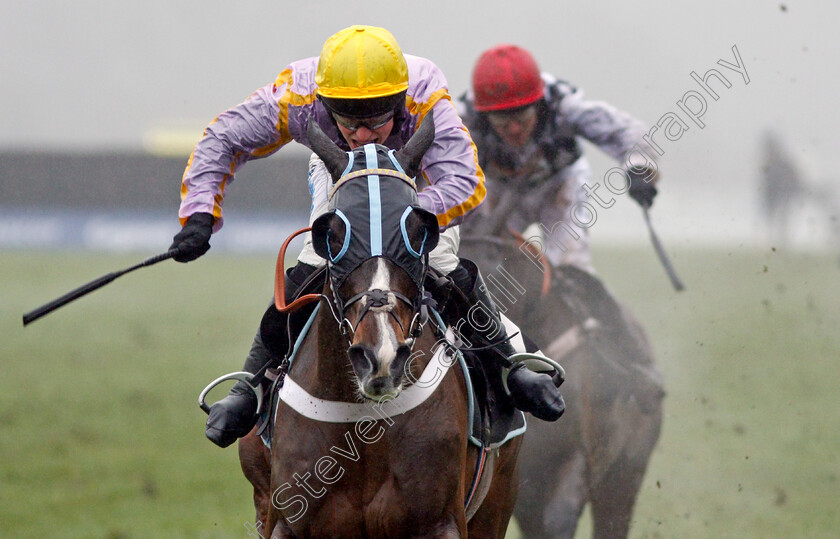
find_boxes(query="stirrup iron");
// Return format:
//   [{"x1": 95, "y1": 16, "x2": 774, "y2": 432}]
[{"x1": 198, "y1": 371, "x2": 264, "y2": 415}]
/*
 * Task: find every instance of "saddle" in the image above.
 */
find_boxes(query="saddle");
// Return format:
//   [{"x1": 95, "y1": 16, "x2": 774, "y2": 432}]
[
  {"x1": 551, "y1": 265, "x2": 648, "y2": 361},
  {"x1": 255, "y1": 265, "x2": 525, "y2": 450}
]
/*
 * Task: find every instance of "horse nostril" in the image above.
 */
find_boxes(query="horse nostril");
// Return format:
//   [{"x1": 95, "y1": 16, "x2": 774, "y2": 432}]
[{"x1": 347, "y1": 344, "x2": 375, "y2": 378}]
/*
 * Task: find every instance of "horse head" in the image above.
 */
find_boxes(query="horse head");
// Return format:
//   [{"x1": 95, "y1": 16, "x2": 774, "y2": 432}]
[{"x1": 307, "y1": 113, "x2": 440, "y2": 400}]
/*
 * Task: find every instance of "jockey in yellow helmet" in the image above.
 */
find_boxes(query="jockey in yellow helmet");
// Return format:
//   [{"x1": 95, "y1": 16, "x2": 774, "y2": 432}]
[{"x1": 170, "y1": 26, "x2": 566, "y2": 448}]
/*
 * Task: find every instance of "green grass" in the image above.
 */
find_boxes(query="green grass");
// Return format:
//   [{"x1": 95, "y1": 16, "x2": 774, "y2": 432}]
[
  {"x1": 2, "y1": 246, "x2": 838, "y2": 538},
  {"x1": 594, "y1": 245, "x2": 840, "y2": 538}
]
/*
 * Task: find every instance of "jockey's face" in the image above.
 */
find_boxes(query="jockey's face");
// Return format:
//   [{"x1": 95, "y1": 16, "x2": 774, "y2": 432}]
[
  {"x1": 333, "y1": 110, "x2": 395, "y2": 149},
  {"x1": 486, "y1": 104, "x2": 538, "y2": 149}
]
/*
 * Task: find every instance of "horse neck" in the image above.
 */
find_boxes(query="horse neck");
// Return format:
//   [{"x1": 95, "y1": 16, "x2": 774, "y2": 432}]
[
  {"x1": 491, "y1": 242, "x2": 546, "y2": 323},
  {"x1": 475, "y1": 239, "x2": 580, "y2": 342}
]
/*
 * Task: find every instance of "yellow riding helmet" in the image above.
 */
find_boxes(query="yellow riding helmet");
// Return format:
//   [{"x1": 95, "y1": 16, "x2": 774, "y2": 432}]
[{"x1": 316, "y1": 25, "x2": 409, "y2": 100}]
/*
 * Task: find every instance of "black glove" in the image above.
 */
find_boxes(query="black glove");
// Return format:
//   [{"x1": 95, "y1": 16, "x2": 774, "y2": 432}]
[
  {"x1": 627, "y1": 168, "x2": 658, "y2": 208},
  {"x1": 169, "y1": 212, "x2": 214, "y2": 262}
]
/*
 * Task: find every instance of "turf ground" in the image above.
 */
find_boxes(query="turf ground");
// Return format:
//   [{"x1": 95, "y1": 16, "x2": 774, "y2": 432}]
[{"x1": 2, "y1": 245, "x2": 838, "y2": 538}]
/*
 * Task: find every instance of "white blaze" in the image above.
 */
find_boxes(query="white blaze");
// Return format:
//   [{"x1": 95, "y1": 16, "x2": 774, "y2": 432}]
[{"x1": 369, "y1": 259, "x2": 398, "y2": 375}]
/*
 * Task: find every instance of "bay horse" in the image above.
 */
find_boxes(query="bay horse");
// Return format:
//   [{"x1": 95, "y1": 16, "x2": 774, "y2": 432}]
[
  {"x1": 235, "y1": 115, "x2": 522, "y2": 538},
  {"x1": 458, "y1": 233, "x2": 664, "y2": 539}
]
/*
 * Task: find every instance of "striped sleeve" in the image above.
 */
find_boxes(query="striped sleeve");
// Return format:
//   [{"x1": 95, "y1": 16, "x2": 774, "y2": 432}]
[
  {"x1": 177, "y1": 81, "x2": 290, "y2": 231},
  {"x1": 411, "y1": 83, "x2": 486, "y2": 229}
]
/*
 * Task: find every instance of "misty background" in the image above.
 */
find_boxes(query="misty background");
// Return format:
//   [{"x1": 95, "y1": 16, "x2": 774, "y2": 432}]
[{"x1": 1, "y1": 0, "x2": 838, "y2": 253}]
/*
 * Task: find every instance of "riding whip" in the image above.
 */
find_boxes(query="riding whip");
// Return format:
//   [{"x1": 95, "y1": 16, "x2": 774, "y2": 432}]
[
  {"x1": 22, "y1": 249, "x2": 177, "y2": 326},
  {"x1": 641, "y1": 205, "x2": 685, "y2": 292}
]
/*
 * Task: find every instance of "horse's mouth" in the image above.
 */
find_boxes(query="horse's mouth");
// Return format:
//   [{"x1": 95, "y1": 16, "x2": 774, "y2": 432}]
[
  {"x1": 348, "y1": 342, "x2": 411, "y2": 401},
  {"x1": 357, "y1": 376, "x2": 403, "y2": 401}
]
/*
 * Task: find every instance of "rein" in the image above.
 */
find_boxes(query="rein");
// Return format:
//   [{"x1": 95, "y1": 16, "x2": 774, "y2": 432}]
[
  {"x1": 274, "y1": 227, "x2": 321, "y2": 313},
  {"x1": 272, "y1": 226, "x2": 346, "y2": 339},
  {"x1": 506, "y1": 229, "x2": 552, "y2": 296}
]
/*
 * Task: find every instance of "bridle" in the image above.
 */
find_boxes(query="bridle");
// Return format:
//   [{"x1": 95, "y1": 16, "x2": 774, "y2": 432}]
[
  {"x1": 326, "y1": 259, "x2": 430, "y2": 348},
  {"x1": 273, "y1": 228, "x2": 432, "y2": 350}
]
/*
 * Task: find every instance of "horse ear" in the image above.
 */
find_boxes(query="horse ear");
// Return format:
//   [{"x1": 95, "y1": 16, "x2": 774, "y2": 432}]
[
  {"x1": 402, "y1": 206, "x2": 440, "y2": 255},
  {"x1": 307, "y1": 118, "x2": 349, "y2": 182},
  {"x1": 311, "y1": 211, "x2": 348, "y2": 261},
  {"x1": 395, "y1": 109, "x2": 435, "y2": 178}
]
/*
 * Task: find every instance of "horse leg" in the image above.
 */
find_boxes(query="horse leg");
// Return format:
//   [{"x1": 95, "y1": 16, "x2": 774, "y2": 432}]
[
  {"x1": 589, "y1": 409, "x2": 662, "y2": 539},
  {"x1": 589, "y1": 457, "x2": 646, "y2": 539},
  {"x1": 467, "y1": 442, "x2": 522, "y2": 539},
  {"x1": 238, "y1": 429, "x2": 272, "y2": 532},
  {"x1": 518, "y1": 450, "x2": 589, "y2": 539}
]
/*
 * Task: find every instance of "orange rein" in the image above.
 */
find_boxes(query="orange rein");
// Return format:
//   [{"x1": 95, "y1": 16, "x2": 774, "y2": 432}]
[
  {"x1": 274, "y1": 227, "x2": 322, "y2": 313},
  {"x1": 508, "y1": 229, "x2": 552, "y2": 296}
]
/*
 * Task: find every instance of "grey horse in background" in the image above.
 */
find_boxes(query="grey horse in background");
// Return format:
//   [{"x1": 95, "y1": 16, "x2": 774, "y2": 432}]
[{"x1": 459, "y1": 227, "x2": 664, "y2": 538}]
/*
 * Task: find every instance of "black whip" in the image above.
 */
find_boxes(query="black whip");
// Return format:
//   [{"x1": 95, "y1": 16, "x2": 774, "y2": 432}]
[
  {"x1": 641, "y1": 205, "x2": 685, "y2": 292},
  {"x1": 22, "y1": 249, "x2": 178, "y2": 326}
]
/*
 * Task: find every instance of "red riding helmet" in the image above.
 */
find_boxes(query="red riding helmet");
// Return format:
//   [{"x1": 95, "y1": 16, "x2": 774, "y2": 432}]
[{"x1": 472, "y1": 44, "x2": 545, "y2": 112}]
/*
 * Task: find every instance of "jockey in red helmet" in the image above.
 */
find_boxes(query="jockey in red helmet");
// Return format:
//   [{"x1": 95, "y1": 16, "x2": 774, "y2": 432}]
[
  {"x1": 460, "y1": 44, "x2": 661, "y2": 272},
  {"x1": 472, "y1": 44, "x2": 545, "y2": 111},
  {"x1": 170, "y1": 28, "x2": 566, "y2": 448}
]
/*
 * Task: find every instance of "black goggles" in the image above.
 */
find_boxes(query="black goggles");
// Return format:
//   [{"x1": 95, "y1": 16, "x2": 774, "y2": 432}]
[{"x1": 332, "y1": 110, "x2": 395, "y2": 132}]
